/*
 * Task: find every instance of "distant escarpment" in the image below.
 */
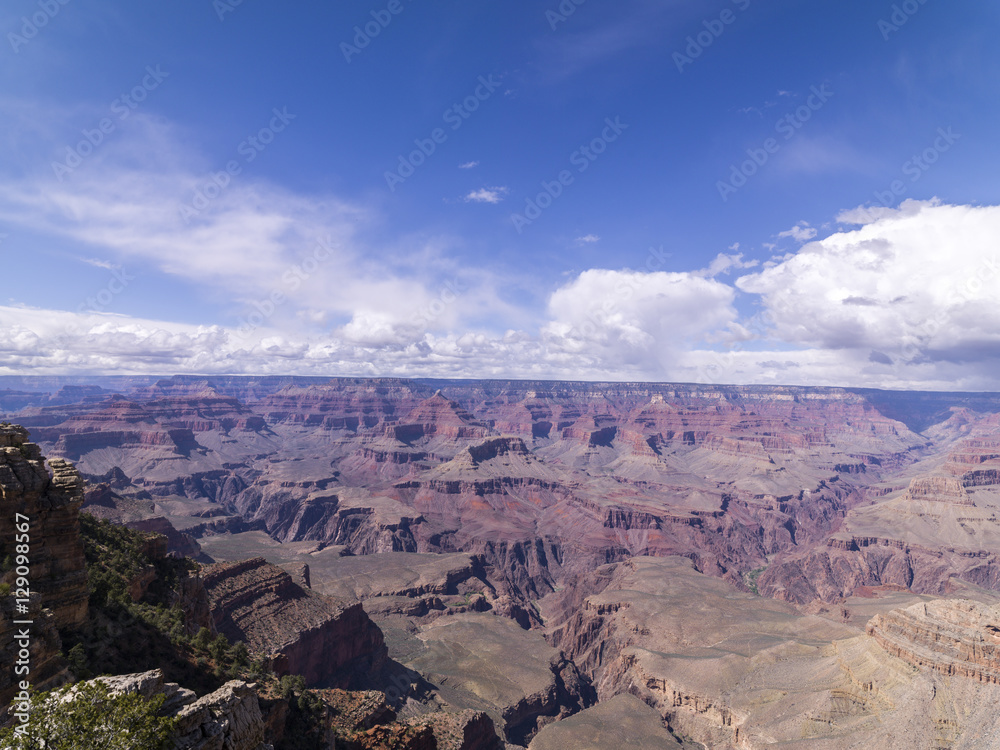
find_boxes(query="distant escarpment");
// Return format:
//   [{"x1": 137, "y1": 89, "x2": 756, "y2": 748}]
[
  {"x1": 201, "y1": 557, "x2": 387, "y2": 687},
  {"x1": 758, "y1": 471, "x2": 1000, "y2": 604},
  {"x1": 10, "y1": 377, "x2": 996, "y2": 614}
]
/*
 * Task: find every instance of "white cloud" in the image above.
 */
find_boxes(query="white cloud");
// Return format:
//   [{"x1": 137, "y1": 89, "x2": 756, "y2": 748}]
[
  {"x1": 541, "y1": 269, "x2": 740, "y2": 374},
  {"x1": 3, "y1": 105, "x2": 1000, "y2": 389},
  {"x1": 464, "y1": 186, "x2": 508, "y2": 204},
  {"x1": 737, "y1": 200, "x2": 1000, "y2": 366},
  {"x1": 575, "y1": 234, "x2": 600, "y2": 244},
  {"x1": 80, "y1": 258, "x2": 121, "y2": 271},
  {"x1": 0, "y1": 111, "x2": 522, "y2": 346},
  {"x1": 458, "y1": 161, "x2": 479, "y2": 169},
  {"x1": 697, "y1": 252, "x2": 759, "y2": 277},
  {"x1": 835, "y1": 197, "x2": 939, "y2": 227},
  {"x1": 777, "y1": 221, "x2": 817, "y2": 242}
]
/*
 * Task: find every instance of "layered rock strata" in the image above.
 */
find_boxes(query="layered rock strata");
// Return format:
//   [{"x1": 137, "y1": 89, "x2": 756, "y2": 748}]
[
  {"x1": 201, "y1": 557, "x2": 387, "y2": 687},
  {"x1": 0, "y1": 424, "x2": 88, "y2": 709},
  {"x1": 867, "y1": 599, "x2": 1000, "y2": 684}
]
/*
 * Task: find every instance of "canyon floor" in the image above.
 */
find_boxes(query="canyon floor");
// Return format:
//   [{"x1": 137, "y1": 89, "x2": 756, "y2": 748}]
[{"x1": 4, "y1": 375, "x2": 1000, "y2": 748}]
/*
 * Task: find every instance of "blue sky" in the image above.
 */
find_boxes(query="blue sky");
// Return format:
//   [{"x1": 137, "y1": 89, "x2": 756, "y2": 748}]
[{"x1": 2, "y1": 0, "x2": 1000, "y2": 388}]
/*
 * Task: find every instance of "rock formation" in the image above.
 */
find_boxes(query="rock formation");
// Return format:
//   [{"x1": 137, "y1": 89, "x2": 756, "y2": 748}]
[
  {"x1": 867, "y1": 599, "x2": 1000, "y2": 684},
  {"x1": 88, "y1": 669, "x2": 272, "y2": 750},
  {"x1": 200, "y1": 557, "x2": 387, "y2": 687},
  {"x1": 0, "y1": 424, "x2": 88, "y2": 709}
]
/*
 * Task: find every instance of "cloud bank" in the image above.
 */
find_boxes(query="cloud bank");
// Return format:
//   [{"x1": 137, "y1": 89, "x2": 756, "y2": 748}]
[{"x1": 1, "y1": 109, "x2": 998, "y2": 388}]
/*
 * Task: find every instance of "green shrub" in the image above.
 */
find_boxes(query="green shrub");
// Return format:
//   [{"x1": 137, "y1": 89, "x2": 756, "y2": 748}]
[
  {"x1": 228, "y1": 641, "x2": 249, "y2": 668},
  {"x1": 193, "y1": 626, "x2": 213, "y2": 652},
  {"x1": 0, "y1": 680, "x2": 176, "y2": 749}
]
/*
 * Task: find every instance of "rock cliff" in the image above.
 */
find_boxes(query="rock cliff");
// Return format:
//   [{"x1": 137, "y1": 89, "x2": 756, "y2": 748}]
[
  {"x1": 201, "y1": 557, "x2": 387, "y2": 687},
  {"x1": 0, "y1": 424, "x2": 88, "y2": 709},
  {"x1": 867, "y1": 599, "x2": 1000, "y2": 684},
  {"x1": 90, "y1": 669, "x2": 272, "y2": 750}
]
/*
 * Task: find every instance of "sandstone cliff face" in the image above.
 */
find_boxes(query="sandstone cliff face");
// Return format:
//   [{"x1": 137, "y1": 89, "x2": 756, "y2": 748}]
[
  {"x1": 0, "y1": 424, "x2": 88, "y2": 709},
  {"x1": 0, "y1": 427, "x2": 88, "y2": 629},
  {"x1": 867, "y1": 599, "x2": 1000, "y2": 684},
  {"x1": 905, "y1": 476, "x2": 974, "y2": 505},
  {"x1": 201, "y1": 557, "x2": 387, "y2": 687}
]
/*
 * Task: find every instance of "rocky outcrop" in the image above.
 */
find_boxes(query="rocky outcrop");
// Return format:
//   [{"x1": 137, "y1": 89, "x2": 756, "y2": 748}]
[
  {"x1": 0, "y1": 428, "x2": 88, "y2": 630},
  {"x1": 201, "y1": 558, "x2": 387, "y2": 687},
  {"x1": 867, "y1": 599, "x2": 1000, "y2": 684},
  {"x1": 126, "y1": 516, "x2": 202, "y2": 558},
  {"x1": 175, "y1": 680, "x2": 271, "y2": 750},
  {"x1": 314, "y1": 688, "x2": 503, "y2": 750},
  {"x1": 905, "y1": 476, "x2": 974, "y2": 506},
  {"x1": 89, "y1": 669, "x2": 272, "y2": 750},
  {"x1": 0, "y1": 425, "x2": 89, "y2": 710}
]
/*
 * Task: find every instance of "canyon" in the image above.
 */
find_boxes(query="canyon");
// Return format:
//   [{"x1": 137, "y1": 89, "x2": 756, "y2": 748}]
[{"x1": 4, "y1": 376, "x2": 1000, "y2": 747}]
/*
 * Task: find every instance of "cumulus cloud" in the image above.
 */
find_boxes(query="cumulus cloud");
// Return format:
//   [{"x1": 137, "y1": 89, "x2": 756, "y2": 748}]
[
  {"x1": 541, "y1": 269, "x2": 740, "y2": 374},
  {"x1": 458, "y1": 161, "x2": 479, "y2": 169},
  {"x1": 464, "y1": 186, "x2": 508, "y2": 204},
  {"x1": 777, "y1": 221, "x2": 817, "y2": 242},
  {"x1": 737, "y1": 200, "x2": 1000, "y2": 367},
  {"x1": 3, "y1": 104, "x2": 1000, "y2": 389}
]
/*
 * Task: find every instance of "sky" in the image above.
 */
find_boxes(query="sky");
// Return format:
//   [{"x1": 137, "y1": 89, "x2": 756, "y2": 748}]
[{"x1": 1, "y1": 0, "x2": 999, "y2": 389}]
